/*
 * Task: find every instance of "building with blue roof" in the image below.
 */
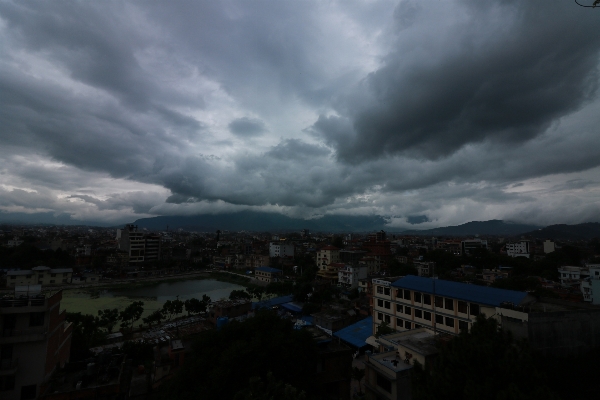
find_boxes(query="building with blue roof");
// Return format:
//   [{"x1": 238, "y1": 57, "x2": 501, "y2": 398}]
[
  {"x1": 333, "y1": 316, "x2": 373, "y2": 349},
  {"x1": 252, "y1": 294, "x2": 294, "y2": 310},
  {"x1": 255, "y1": 266, "x2": 282, "y2": 283},
  {"x1": 371, "y1": 276, "x2": 533, "y2": 337}
]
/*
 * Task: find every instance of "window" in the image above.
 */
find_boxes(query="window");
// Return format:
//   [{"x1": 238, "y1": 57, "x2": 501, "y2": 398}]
[
  {"x1": 415, "y1": 324, "x2": 421, "y2": 329},
  {"x1": 384, "y1": 287, "x2": 390, "y2": 296},
  {"x1": 458, "y1": 301, "x2": 468, "y2": 314},
  {"x1": 424, "y1": 311, "x2": 431, "y2": 321},
  {"x1": 378, "y1": 299, "x2": 383, "y2": 307},
  {"x1": 385, "y1": 315, "x2": 391, "y2": 323},
  {"x1": 396, "y1": 318, "x2": 403, "y2": 328},
  {"x1": 403, "y1": 290, "x2": 411, "y2": 300},
  {"x1": 404, "y1": 306, "x2": 411, "y2": 316},
  {"x1": 405, "y1": 321, "x2": 411, "y2": 330},
  {"x1": 378, "y1": 312, "x2": 383, "y2": 321},
  {"x1": 435, "y1": 314, "x2": 444, "y2": 324},
  {"x1": 444, "y1": 298, "x2": 454, "y2": 311},
  {"x1": 423, "y1": 294, "x2": 431, "y2": 305},
  {"x1": 414, "y1": 309, "x2": 422, "y2": 319},
  {"x1": 470, "y1": 303, "x2": 480, "y2": 316},
  {"x1": 445, "y1": 317, "x2": 454, "y2": 327},
  {"x1": 396, "y1": 303, "x2": 403, "y2": 312},
  {"x1": 377, "y1": 286, "x2": 383, "y2": 294},
  {"x1": 51, "y1": 273, "x2": 56, "y2": 277},
  {"x1": 377, "y1": 373, "x2": 392, "y2": 393},
  {"x1": 414, "y1": 292, "x2": 422, "y2": 303},
  {"x1": 435, "y1": 296, "x2": 443, "y2": 308},
  {"x1": 50, "y1": 280, "x2": 55, "y2": 284},
  {"x1": 459, "y1": 320, "x2": 469, "y2": 332},
  {"x1": 384, "y1": 301, "x2": 390, "y2": 309},
  {"x1": 10, "y1": 276, "x2": 15, "y2": 280},
  {"x1": 63, "y1": 273, "x2": 68, "y2": 277}
]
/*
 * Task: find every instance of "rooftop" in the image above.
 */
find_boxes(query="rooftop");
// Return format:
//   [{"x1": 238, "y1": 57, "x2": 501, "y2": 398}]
[
  {"x1": 333, "y1": 316, "x2": 372, "y2": 348},
  {"x1": 392, "y1": 275, "x2": 529, "y2": 307},
  {"x1": 368, "y1": 351, "x2": 413, "y2": 375},
  {"x1": 378, "y1": 329, "x2": 438, "y2": 357}
]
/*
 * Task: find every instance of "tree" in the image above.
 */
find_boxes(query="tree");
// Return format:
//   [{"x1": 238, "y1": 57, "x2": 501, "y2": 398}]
[
  {"x1": 247, "y1": 286, "x2": 266, "y2": 302},
  {"x1": 411, "y1": 315, "x2": 560, "y2": 400},
  {"x1": 229, "y1": 290, "x2": 252, "y2": 301},
  {"x1": 375, "y1": 321, "x2": 395, "y2": 338},
  {"x1": 159, "y1": 311, "x2": 319, "y2": 400},
  {"x1": 66, "y1": 312, "x2": 107, "y2": 361},
  {"x1": 162, "y1": 299, "x2": 184, "y2": 321},
  {"x1": 97, "y1": 308, "x2": 119, "y2": 333},
  {"x1": 142, "y1": 309, "x2": 164, "y2": 328},
  {"x1": 119, "y1": 301, "x2": 144, "y2": 331},
  {"x1": 351, "y1": 367, "x2": 365, "y2": 394}
]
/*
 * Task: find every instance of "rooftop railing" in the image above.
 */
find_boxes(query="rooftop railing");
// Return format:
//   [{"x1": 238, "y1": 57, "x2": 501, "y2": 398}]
[{"x1": 0, "y1": 295, "x2": 46, "y2": 308}]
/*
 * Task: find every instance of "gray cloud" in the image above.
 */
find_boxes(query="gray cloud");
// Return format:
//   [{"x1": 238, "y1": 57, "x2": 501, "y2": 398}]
[
  {"x1": 312, "y1": 1, "x2": 600, "y2": 161},
  {"x1": 0, "y1": 0, "x2": 599, "y2": 227},
  {"x1": 228, "y1": 117, "x2": 267, "y2": 137}
]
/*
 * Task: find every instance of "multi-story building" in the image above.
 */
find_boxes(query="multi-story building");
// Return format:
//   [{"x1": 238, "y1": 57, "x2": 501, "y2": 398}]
[
  {"x1": 581, "y1": 264, "x2": 600, "y2": 304},
  {"x1": 0, "y1": 286, "x2": 72, "y2": 400},
  {"x1": 6, "y1": 237, "x2": 24, "y2": 248},
  {"x1": 372, "y1": 276, "x2": 531, "y2": 336},
  {"x1": 558, "y1": 266, "x2": 589, "y2": 285},
  {"x1": 5, "y1": 267, "x2": 72, "y2": 288},
  {"x1": 412, "y1": 261, "x2": 434, "y2": 277},
  {"x1": 117, "y1": 224, "x2": 161, "y2": 266},
  {"x1": 268, "y1": 242, "x2": 295, "y2": 258},
  {"x1": 359, "y1": 257, "x2": 379, "y2": 275},
  {"x1": 506, "y1": 240, "x2": 530, "y2": 258},
  {"x1": 461, "y1": 239, "x2": 488, "y2": 255},
  {"x1": 543, "y1": 240, "x2": 555, "y2": 254},
  {"x1": 338, "y1": 265, "x2": 367, "y2": 289},
  {"x1": 339, "y1": 250, "x2": 367, "y2": 265},
  {"x1": 364, "y1": 329, "x2": 438, "y2": 400},
  {"x1": 316, "y1": 246, "x2": 340, "y2": 268},
  {"x1": 254, "y1": 266, "x2": 282, "y2": 283}
]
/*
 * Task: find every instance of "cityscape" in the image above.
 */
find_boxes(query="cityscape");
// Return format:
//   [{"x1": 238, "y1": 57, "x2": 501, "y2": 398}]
[{"x1": 2, "y1": 1, "x2": 600, "y2": 400}]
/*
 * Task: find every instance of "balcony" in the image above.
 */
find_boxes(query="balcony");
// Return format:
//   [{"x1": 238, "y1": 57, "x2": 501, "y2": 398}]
[
  {"x1": 0, "y1": 295, "x2": 47, "y2": 313},
  {"x1": 0, "y1": 327, "x2": 46, "y2": 344},
  {"x1": 0, "y1": 358, "x2": 18, "y2": 376}
]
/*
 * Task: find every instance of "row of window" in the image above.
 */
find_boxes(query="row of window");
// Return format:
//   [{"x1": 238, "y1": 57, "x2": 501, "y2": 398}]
[
  {"x1": 377, "y1": 298, "x2": 479, "y2": 318},
  {"x1": 377, "y1": 312, "x2": 469, "y2": 332},
  {"x1": 394, "y1": 289, "x2": 480, "y2": 315}
]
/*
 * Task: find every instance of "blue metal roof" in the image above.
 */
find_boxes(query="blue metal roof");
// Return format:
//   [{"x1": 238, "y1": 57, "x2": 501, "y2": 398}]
[
  {"x1": 252, "y1": 294, "x2": 294, "y2": 309},
  {"x1": 391, "y1": 275, "x2": 528, "y2": 307},
  {"x1": 255, "y1": 266, "x2": 282, "y2": 274},
  {"x1": 333, "y1": 316, "x2": 373, "y2": 349},
  {"x1": 280, "y1": 302, "x2": 303, "y2": 313}
]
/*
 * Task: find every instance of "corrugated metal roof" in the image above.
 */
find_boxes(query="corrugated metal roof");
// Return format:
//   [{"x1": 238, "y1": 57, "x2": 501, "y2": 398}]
[
  {"x1": 391, "y1": 275, "x2": 528, "y2": 307},
  {"x1": 333, "y1": 316, "x2": 372, "y2": 349}
]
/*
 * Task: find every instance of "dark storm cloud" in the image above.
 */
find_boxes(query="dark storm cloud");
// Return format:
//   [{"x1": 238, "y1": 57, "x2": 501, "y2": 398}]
[
  {"x1": 1, "y1": 0, "x2": 600, "y2": 226},
  {"x1": 312, "y1": 1, "x2": 600, "y2": 161},
  {"x1": 228, "y1": 117, "x2": 267, "y2": 137}
]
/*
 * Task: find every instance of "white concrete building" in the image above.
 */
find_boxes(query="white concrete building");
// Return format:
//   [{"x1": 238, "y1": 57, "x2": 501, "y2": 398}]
[
  {"x1": 338, "y1": 265, "x2": 367, "y2": 289},
  {"x1": 506, "y1": 240, "x2": 530, "y2": 258},
  {"x1": 5, "y1": 267, "x2": 73, "y2": 288},
  {"x1": 6, "y1": 237, "x2": 24, "y2": 247},
  {"x1": 558, "y1": 266, "x2": 589, "y2": 285},
  {"x1": 268, "y1": 242, "x2": 295, "y2": 258},
  {"x1": 581, "y1": 264, "x2": 600, "y2": 304},
  {"x1": 543, "y1": 240, "x2": 555, "y2": 254}
]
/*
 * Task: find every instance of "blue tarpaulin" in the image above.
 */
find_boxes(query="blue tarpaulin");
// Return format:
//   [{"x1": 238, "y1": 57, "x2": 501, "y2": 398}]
[{"x1": 333, "y1": 316, "x2": 373, "y2": 349}]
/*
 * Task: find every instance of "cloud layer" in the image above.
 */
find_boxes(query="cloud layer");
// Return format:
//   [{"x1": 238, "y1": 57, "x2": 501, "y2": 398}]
[{"x1": 1, "y1": 0, "x2": 599, "y2": 228}]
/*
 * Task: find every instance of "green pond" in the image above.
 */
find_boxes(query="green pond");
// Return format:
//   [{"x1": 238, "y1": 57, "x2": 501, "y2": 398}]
[{"x1": 60, "y1": 279, "x2": 245, "y2": 326}]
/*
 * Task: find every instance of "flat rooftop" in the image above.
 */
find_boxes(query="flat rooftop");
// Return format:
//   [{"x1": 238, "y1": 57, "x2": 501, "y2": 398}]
[{"x1": 378, "y1": 329, "x2": 438, "y2": 357}]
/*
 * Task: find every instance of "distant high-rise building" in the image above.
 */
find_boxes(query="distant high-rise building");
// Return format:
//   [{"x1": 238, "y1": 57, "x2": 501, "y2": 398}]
[{"x1": 117, "y1": 224, "x2": 161, "y2": 265}]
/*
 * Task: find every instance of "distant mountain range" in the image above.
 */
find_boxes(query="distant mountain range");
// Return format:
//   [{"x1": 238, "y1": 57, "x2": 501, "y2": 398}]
[
  {"x1": 132, "y1": 211, "x2": 390, "y2": 233},
  {"x1": 519, "y1": 223, "x2": 600, "y2": 241},
  {"x1": 132, "y1": 213, "x2": 539, "y2": 236},
  {"x1": 398, "y1": 220, "x2": 541, "y2": 237}
]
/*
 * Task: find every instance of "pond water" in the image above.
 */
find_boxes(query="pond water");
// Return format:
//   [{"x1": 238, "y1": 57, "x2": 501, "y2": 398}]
[{"x1": 60, "y1": 279, "x2": 246, "y2": 326}]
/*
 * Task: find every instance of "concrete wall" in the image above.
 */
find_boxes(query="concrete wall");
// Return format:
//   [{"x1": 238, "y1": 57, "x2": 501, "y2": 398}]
[{"x1": 528, "y1": 309, "x2": 600, "y2": 357}]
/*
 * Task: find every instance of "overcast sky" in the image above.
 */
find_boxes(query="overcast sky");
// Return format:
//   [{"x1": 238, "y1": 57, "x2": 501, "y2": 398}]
[{"x1": 1, "y1": 0, "x2": 599, "y2": 229}]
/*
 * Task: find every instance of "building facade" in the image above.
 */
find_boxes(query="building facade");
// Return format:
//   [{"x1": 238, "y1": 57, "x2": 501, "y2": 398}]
[
  {"x1": 117, "y1": 224, "x2": 161, "y2": 266},
  {"x1": 372, "y1": 276, "x2": 531, "y2": 336},
  {"x1": 268, "y1": 242, "x2": 295, "y2": 258},
  {"x1": 254, "y1": 266, "x2": 282, "y2": 283},
  {"x1": 338, "y1": 265, "x2": 367, "y2": 289},
  {"x1": 6, "y1": 267, "x2": 72, "y2": 288},
  {"x1": 0, "y1": 287, "x2": 72, "y2": 400},
  {"x1": 506, "y1": 240, "x2": 530, "y2": 258}
]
